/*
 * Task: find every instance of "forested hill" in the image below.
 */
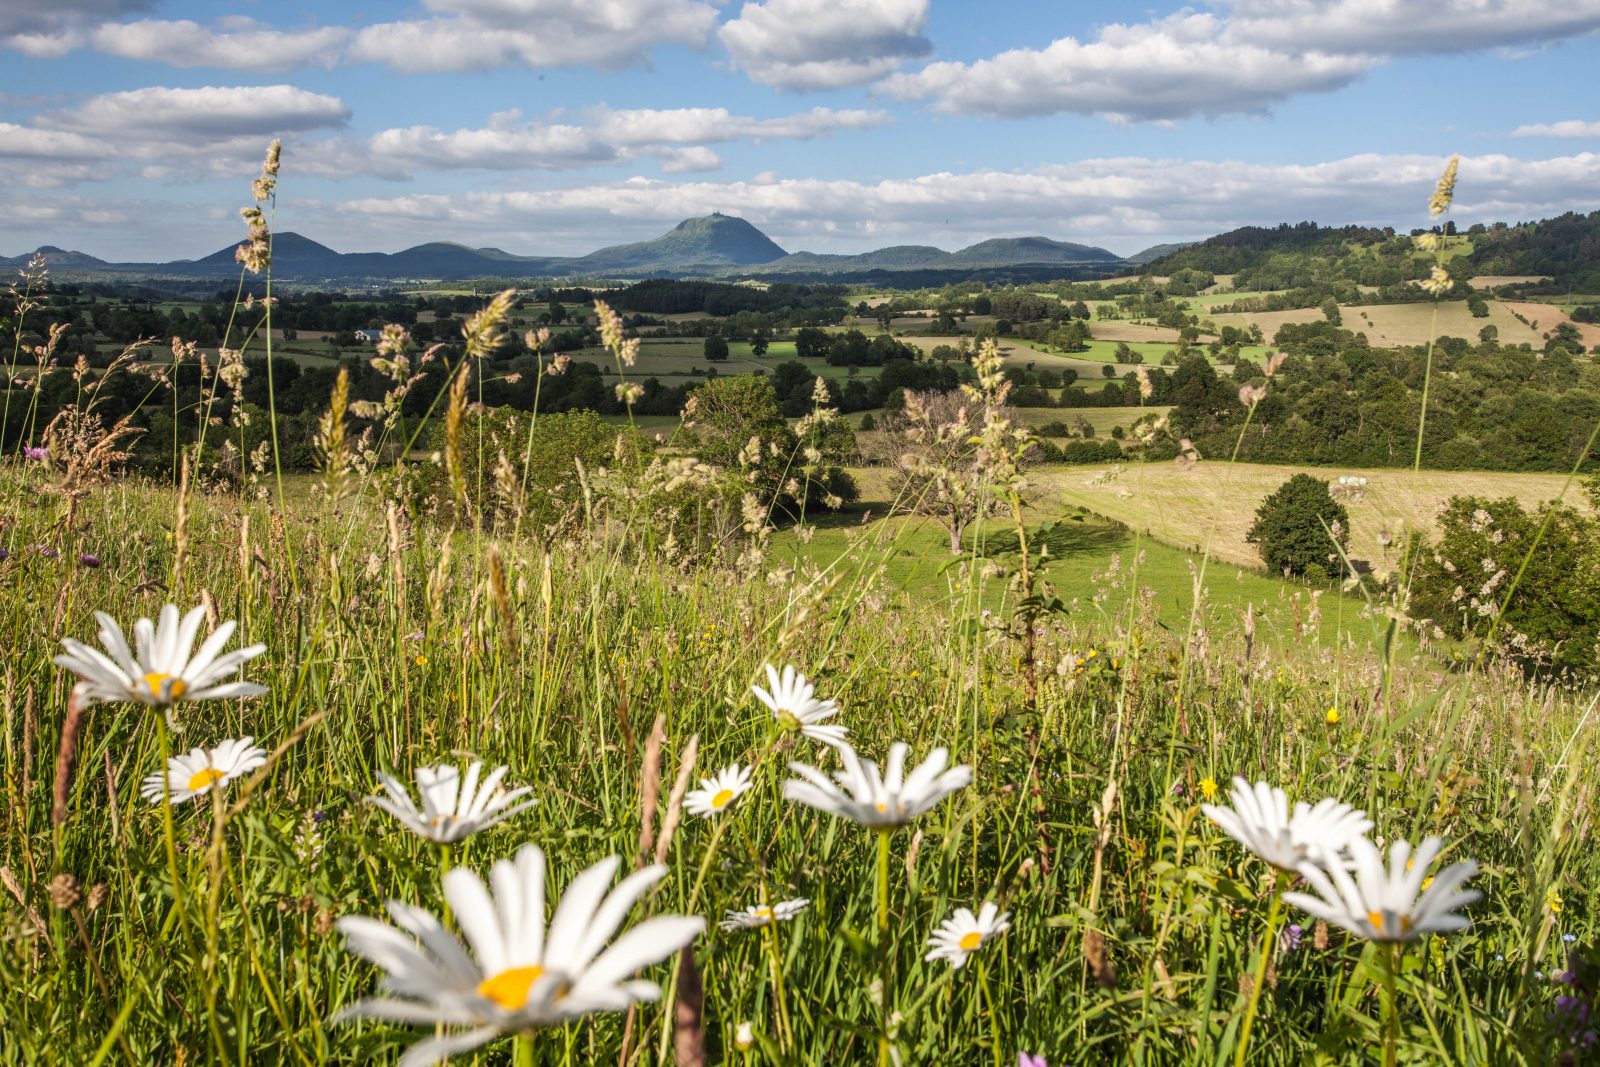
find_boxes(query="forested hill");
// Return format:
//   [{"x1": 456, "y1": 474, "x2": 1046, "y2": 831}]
[{"x1": 1145, "y1": 212, "x2": 1600, "y2": 289}]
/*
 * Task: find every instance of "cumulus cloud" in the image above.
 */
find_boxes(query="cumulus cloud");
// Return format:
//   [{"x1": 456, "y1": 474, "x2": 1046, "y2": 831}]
[
  {"x1": 719, "y1": 0, "x2": 931, "y2": 90},
  {"x1": 308, "y1": 105, "x2": 888, "y2": 178},
  {"x1": 300, "y1": 152, "x2": 1600, "y2": 256},
  {"x1": 1218, "y1": 0, "x2": 1600, "y2": 57},
  {"x1": 884, "y1": 13, "x2": 1372, "y2": 121},
  {"x1": 38, "y1": 85, "x2": 351, "y2": 141},
  {"x1": 350, "y1": 0, "x2": 717, "y2": 73},
  {"x1": 1513, "y1": 120, "x2": 1600, "y2": 139},
  {"x1": 89, "y1": 19, "x2": 352, "y2": 71},
  {"x1": 887, "y1": 0, "x2": 1600, "y2": 122}
]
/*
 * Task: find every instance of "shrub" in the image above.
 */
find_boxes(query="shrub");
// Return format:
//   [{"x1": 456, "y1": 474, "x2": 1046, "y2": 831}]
[{"x1": 1245, "y1": 473, "x2": 1350, "y2": 576}]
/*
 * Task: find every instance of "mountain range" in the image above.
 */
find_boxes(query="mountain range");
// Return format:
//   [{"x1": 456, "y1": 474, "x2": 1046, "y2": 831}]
[{"x1": 1, "y1": 214, "x2": 1146, "y2": 284}]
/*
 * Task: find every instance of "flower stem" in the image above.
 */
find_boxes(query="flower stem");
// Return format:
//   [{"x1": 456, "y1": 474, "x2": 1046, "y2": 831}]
[
  {"x1": 977, "y1": 953, "x2": 1003, "y2": 1067},
  {"x1": 1379, "y1": 942, "x2": 1400, "y2": 1067},
  {"x1": 1234, "y1": 870, "x2": 1288, "y2": 1067},
  {"x1": 514, "y1": 1032, "x2": 535, "y2": 1067},
  {"x1": 875, "y1": 827, "x2": 892, "y2": 1067}
]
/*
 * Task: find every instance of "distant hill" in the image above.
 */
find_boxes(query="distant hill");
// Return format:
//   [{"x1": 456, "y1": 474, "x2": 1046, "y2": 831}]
[
  {"x1": 2, "y1": 214, "x2": 1129, "y2": 284},
  {"x1": 1125, "y1": 242, "x2": 1194, "y2": 267},
  {"x1": 577, "y1": 214, "x2": 787, "y2": 271},
  {"x1": 739, "y1": 235, "x2": 1123, "y2": 277},
  {"x1": 0, "y1": 245, "x2": 110, "y2": 271}
]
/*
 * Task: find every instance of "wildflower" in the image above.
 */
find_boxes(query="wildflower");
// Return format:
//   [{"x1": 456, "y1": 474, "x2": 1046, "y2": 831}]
[
  {"x1": 1201, "y1": 778, "x2": 1371, "y2": 873},
  {"x1": 1547, "y1": 885, "x2": 1564, "y2": 915},
  {"x1": 1283, "y1": 836, "x2": 1479, "y2": 942},
  {"x1": 78, "y1": 553, "x2": 101, "y2": 568},
  {"x1": 783, "y1": 741, "x2": 970, "y2": 828},
  {"x1": 1281, "y1": 923, "x2": 1304, "y2": 952},
  {"x1": 735, "y1": 1022, "x2": 756, "y2": 1051},
  {"x1": 414, "y1": 655, "x2": 429, "y2": 667},
  {"x1": 141, "y1": 737, "x2": 267, "y2": 805},
  {"x1": 366, "y1": 761, "x2": 536, "y2": 844},
  {"x1": 1018, "y1": 1056, "x2": 1048, "y2": 1067},
  {"x1": 54, "y1": 605, "x2": 267, "y2": 708},
  {"x1": 719, "y1": 899, "x2": 809, "y2": 931},
  {"x1": 1199, "y1": 777, "x2": 1219, "y2": 801},
  {"x1": 925, "y1": 903, "x2": 1010, "y2": 970},
  {"x1": 336, "y1": 845, "x2": 703, "y2": 1066},
  {"x1": 752, "y1": 664, "x2": 848, "y2": 748},
  {"x1": 22, "y1": 445, "x2": 48, "y2": 462},
  {"x1": 684, "y1": 763, "x2": 752, "y2": 818},
  {"x1": 1325, "y1": 707, "x2": 1341, "y2": 726}
]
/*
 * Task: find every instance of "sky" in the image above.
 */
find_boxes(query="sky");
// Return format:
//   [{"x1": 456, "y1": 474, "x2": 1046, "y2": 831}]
[{"x1": 3, "y1": 0, "x2": 1600, "y2": 262}]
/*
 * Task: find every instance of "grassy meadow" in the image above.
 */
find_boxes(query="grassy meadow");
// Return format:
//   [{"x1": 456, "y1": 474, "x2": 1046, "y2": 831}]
[{"x1": 3, "y1": 415, "x2": 1597, "y2": 1065}]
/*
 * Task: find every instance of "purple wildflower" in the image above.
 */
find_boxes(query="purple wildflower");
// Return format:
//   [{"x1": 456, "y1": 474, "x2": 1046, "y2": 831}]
[
  {"x1": 22, "y1": 445, "x2": 48, "y2": 462},
  {"x1": 78, "y1": 553, "x2": 100, "y2": 568},
  {"x1": 1018, "y1": 1055, "x2": 1048, "y2": 1067},
  {"x1": 34, "y1": 544, "x2": 57, "y2": 559}
]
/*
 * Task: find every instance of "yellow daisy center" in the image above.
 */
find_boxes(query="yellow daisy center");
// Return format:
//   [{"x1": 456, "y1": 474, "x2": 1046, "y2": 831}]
[
  {"x1": 755, "y1": 907, "x2": 773, "y2": 920},
  {"x1": 958, "y1": 931, "x2": 983, "y2": 951},
  {"x1": 187, "y1": 768, "x2": 226, "y2": 792},
  {"x1": 144, "y1": 672, "x2": 187, "y2": 699},
  {"x1": 711, "y1": 788, "x2": 735, "y2": 809},
  {"x1": 478, "y1": 965, "x2": 545, "y2": 1011},
  {"x1": 875, "y1": 801, "x2": 889, "y2": 813}
]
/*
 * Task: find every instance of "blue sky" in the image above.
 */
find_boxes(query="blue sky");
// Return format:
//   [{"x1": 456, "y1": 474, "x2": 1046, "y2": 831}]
[{"x1": 4, "y1": 0, "x2": 1600, "y2": 261}]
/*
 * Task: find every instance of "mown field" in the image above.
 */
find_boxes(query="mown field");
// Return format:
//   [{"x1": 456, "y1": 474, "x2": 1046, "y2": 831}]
[{"x1": 1035, "y1": 460, "x2": 1592, "y2": 569}]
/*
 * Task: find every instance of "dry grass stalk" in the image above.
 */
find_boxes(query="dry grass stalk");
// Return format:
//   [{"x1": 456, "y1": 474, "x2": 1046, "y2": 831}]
[
  {"x1": 637, "y1": 713, "x2": 667, "y2": 869},
  {"x1": 673, "y1": 946, "x2": 707, "y2": 1067},
  {"x1": 655, "y1": 733, "x2": 700, "y2": 866},
  {"x1": 51, "y1": 691, "x2": 86, "y2": 827}
]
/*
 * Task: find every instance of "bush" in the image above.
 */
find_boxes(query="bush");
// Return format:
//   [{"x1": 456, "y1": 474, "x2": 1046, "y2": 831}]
[
  {"x1": 1411, "y1": 496, "x2": 1600, "y2": 674},
  {"x1": 1245, "y1": 473, "x2": 1350, "y2": 576},
  {"x1": 427, "y1": 408, "x2": 637, "y2": 533}
]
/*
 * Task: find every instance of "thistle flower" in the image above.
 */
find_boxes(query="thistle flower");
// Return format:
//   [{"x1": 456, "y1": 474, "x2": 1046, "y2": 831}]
[
  {"x1": 718, "y1": 899, "x2": 809, "y2": 931},
  {"x1": 1201, "y1": 778, "x2": 1371, "y2": 873},
  {"x1": 1283, "y1": 835, "x2": 1479, "y2": 943},
  {"x1": 924, "y1": 903, "x2": 1010, "y2": 969},
  {"x1": 141, "y1": 737, "x2": 267, "y2": 805},
  {"x1": 22, "y1": 445, "x2": 48, "y2": 462},
  {"x1": 783, "y1": 741, "x2": 970, "y2": 828},
  {"x1": 336, "y1": 845, "x2": 704, "y2": 1067},
  {"x1": 366, "y1": 761, "x2": 536, "y2": 844},
  {"x1": 684, "y1": 763, "x2": 751, "y2": 818},
  {"x1": 751, "y1": 664, "x2": 848, "y2": 747},
  {"x1": 54, "y1": 605, "x2": 267, "y2": 708}
]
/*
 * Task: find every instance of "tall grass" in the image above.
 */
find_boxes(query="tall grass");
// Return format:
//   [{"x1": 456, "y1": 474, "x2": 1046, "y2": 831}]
[{"x1": 0, "y1": 152, "x2": 1596, "y2": 1067}]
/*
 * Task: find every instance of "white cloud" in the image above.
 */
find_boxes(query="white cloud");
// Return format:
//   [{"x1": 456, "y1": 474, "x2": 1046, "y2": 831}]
[
  {"x1": 0, "y1": 0, "x2": 150, "y2": 38},
  {"x1": 1219, "y1": 0, "x2": 1600, "y2": 56},
  {"x1": 38, "y1": 85, "x2": 351, "y2": 141},
  {"x1": 308, "y1": 105, "x2": 888, "y2": 178},
  {"x1": 885, "y1": 13, "x2": 1373, "y2": 121},
  {"x1": 1513, "y1": 120, "x2": 1600, "y2": 139},
  {"x1": 304, "y1": 152, "x2": 1600, "y2": 256},
  {"x1": 720, "y1": 0, "x2": 931, "y2": 90},
  {"x1": 89, "y1": 19, "x2": 352, "y2": 71},
  {"x1": 350, "y1": 0, "x2": 717, "y2": 73}
]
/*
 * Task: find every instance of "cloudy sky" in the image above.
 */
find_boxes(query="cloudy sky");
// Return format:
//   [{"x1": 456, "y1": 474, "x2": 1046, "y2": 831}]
[{"x1": 4, "y1": 0, "x2": 1600, "y2": 261}]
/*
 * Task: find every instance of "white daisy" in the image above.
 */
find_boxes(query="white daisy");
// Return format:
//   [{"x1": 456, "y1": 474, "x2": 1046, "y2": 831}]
[
  {"x1": 336, "y1": 845, "x2": 704, "y2": 1067},
  {"x1": 1283, "y1": 835, "x2": 1480, "y2": 943},
  {"x1": 718, "y1": 898, "x2": 810, "y2": 932},
  {"x1": 752, "y1": 664, "x2": 848, "y2": 747},
  {"x1": 140, "y1": 736, "x2": 268, "y2": 805},
  {"x1": 684, "y1": 763, "x2": 752, "y2": 818},
  {"x1": 1201, "y1": 777, "x2": 1372, "y2": 872},
  {"x1": 55, "y1": 605, "x2": 267, "y2": 708},
  {"x1": 783, "y1": 741, "x2": 970, "y2": 828},
  {"x1": 925, "y1": 903, "x2": 1010, "y2": 970},
  {"x1": 367, "y1": 761, "x2": 536, "y2": 844}
]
